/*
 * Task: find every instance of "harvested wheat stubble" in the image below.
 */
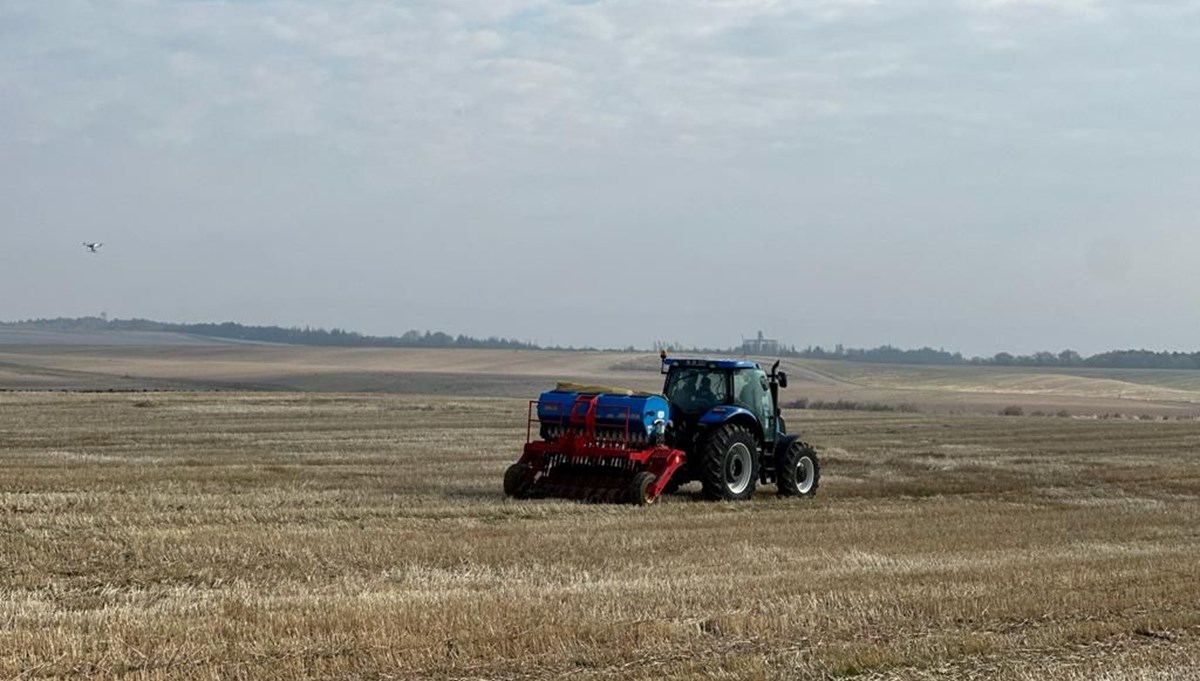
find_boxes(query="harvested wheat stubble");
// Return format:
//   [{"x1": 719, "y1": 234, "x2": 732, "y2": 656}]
[{"x1": 2, "y1": 391, "x2": 1199, "y2": 680}]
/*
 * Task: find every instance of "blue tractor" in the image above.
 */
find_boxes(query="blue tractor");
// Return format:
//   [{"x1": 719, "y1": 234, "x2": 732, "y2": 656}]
[
  {"x1": 659, "y1": 356, "x2": 820, "y2": 500},
  {"x1": 504, "y1": 353, "x2": 820, "y2": 504}
]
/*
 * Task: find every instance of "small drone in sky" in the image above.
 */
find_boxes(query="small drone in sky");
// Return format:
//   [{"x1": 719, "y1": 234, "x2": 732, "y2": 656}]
[{"x1": 83, "y1": 242, "x2": 103, "y2": 253}]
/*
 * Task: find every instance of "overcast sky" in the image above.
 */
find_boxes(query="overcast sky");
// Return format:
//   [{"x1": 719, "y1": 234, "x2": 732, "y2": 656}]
[{"x1": 2, "y1": 0, "x2": 1199, "y2": 354}]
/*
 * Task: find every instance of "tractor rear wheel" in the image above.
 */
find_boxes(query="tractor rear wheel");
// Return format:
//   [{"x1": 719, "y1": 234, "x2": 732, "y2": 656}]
[
  {"x1": 776, "y1": 441, "x2": 820, "y2": 497},
  {"x1": 628, "y1": 471, "x2": 658, "y2": 506},
  {"x1": 699, "y1": 424, "x2": 759, "y2": 501},
  {"x1": 503, "y1": 463, "x2": 532, "y2": 499}
]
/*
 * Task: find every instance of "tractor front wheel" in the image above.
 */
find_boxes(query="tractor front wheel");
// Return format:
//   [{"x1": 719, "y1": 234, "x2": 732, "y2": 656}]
[
  {"x1": 777, "y1": 442, "x2": 820, "y2": 497},
  {"x1": 699, "y1": 424, "x2": 759, "y2": 501}
]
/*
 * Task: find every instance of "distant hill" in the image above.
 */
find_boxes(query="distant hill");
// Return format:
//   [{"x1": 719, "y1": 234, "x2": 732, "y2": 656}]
[
  {"x1": 0, "y1": 317, "x2": 538, "y2": 350},
  {"x1": 4, "y1": 317, "x2": 1198, "y2": 371},
  {"x1": 792, "y1": 344, "x2": 1200, "y2": 371}
]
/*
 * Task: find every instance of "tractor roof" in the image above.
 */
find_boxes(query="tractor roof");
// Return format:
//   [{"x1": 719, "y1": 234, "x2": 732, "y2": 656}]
[{"x1": 662, "y1": 357, "x2": 761, "y2": 370}]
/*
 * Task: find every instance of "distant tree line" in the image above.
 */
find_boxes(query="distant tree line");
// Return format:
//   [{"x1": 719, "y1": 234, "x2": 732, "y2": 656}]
[
  {"x1": 793, "y1": 344, "x2": 965, "y2": 365},
  {"x1": 0, "y1": 317, "x2": 537, "y2": 350},
  {"x1": 790, "y1": 344, "x2": 1200, "y2": 370},
  {"x1": 8, "y1": 317, "x2": 1200, "y2": 370}
]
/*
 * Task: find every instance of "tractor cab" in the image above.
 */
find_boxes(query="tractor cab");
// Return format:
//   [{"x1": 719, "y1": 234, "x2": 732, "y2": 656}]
[{"x1": 661, "y1": 357, "x2": 785, "y2": 446}]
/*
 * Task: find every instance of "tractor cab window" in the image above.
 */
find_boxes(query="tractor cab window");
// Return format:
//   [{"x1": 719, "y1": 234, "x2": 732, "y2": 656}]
[
  {"x1": 666, "y1": 367, "x2": 728, "y2": 414},
  {"x1": 734, "y1": 369, "x2": 774, "y2": 436}
]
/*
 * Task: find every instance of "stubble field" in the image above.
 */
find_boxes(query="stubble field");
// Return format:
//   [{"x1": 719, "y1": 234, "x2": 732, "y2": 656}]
[{"x1": 3, "y1": 387, "x2": 1200, "y2": 680}]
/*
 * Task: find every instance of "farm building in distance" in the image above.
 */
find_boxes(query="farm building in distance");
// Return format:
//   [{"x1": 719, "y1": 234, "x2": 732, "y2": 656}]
[{"x1": 742, "y1": 331, "x2": 779, "y2": 356}]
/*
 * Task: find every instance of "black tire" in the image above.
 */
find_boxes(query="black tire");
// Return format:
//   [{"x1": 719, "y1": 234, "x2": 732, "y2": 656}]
[
  {"x1": 628, "y1": 471, "x2": 658, "y2": 506},
  {"x1": 699, "y1": 424, "x2": 759, "y2": 501},
  {"x1": 503, "y1": 463, "x2": 532, "y2": 498},
  {"x1": 776, "y1": 441, "x2": 820, "y2": 498}
]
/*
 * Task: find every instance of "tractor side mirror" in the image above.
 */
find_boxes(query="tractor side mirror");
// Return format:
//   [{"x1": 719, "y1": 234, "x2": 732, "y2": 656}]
[{"x1": 777, "y1": 371, "x2": 788, "y2": 388}]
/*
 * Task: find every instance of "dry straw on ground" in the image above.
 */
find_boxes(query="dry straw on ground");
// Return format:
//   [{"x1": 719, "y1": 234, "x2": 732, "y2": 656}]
[{"x1": 2, "y1": 391, "x2": 1199, "y2": 679}]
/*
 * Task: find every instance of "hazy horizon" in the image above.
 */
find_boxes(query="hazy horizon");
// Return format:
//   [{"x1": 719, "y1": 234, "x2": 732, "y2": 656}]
[
  {"x1": 4, "y1": 1, "x2": 1199, "y2": 356},
  {"x1": 2, "y1": 314, "x2": 1194, "y2": 362}
]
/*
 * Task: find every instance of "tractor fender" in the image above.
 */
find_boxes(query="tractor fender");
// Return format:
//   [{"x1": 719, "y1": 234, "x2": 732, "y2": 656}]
[
  {"x1": 699, "y1": 406, "x2": 763, "y2": 443},
  {"x1": 760, "y1": 434, "x2": 803, "y2": 484},
  {"x1": 773, "y1": 434, "x2": 801, "y2": 458}
]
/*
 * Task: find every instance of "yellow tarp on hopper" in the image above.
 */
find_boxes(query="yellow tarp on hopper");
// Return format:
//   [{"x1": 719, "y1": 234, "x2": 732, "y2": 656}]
[{"x1": 555, "y1": 382, "x2": 655, "y2": 397}]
